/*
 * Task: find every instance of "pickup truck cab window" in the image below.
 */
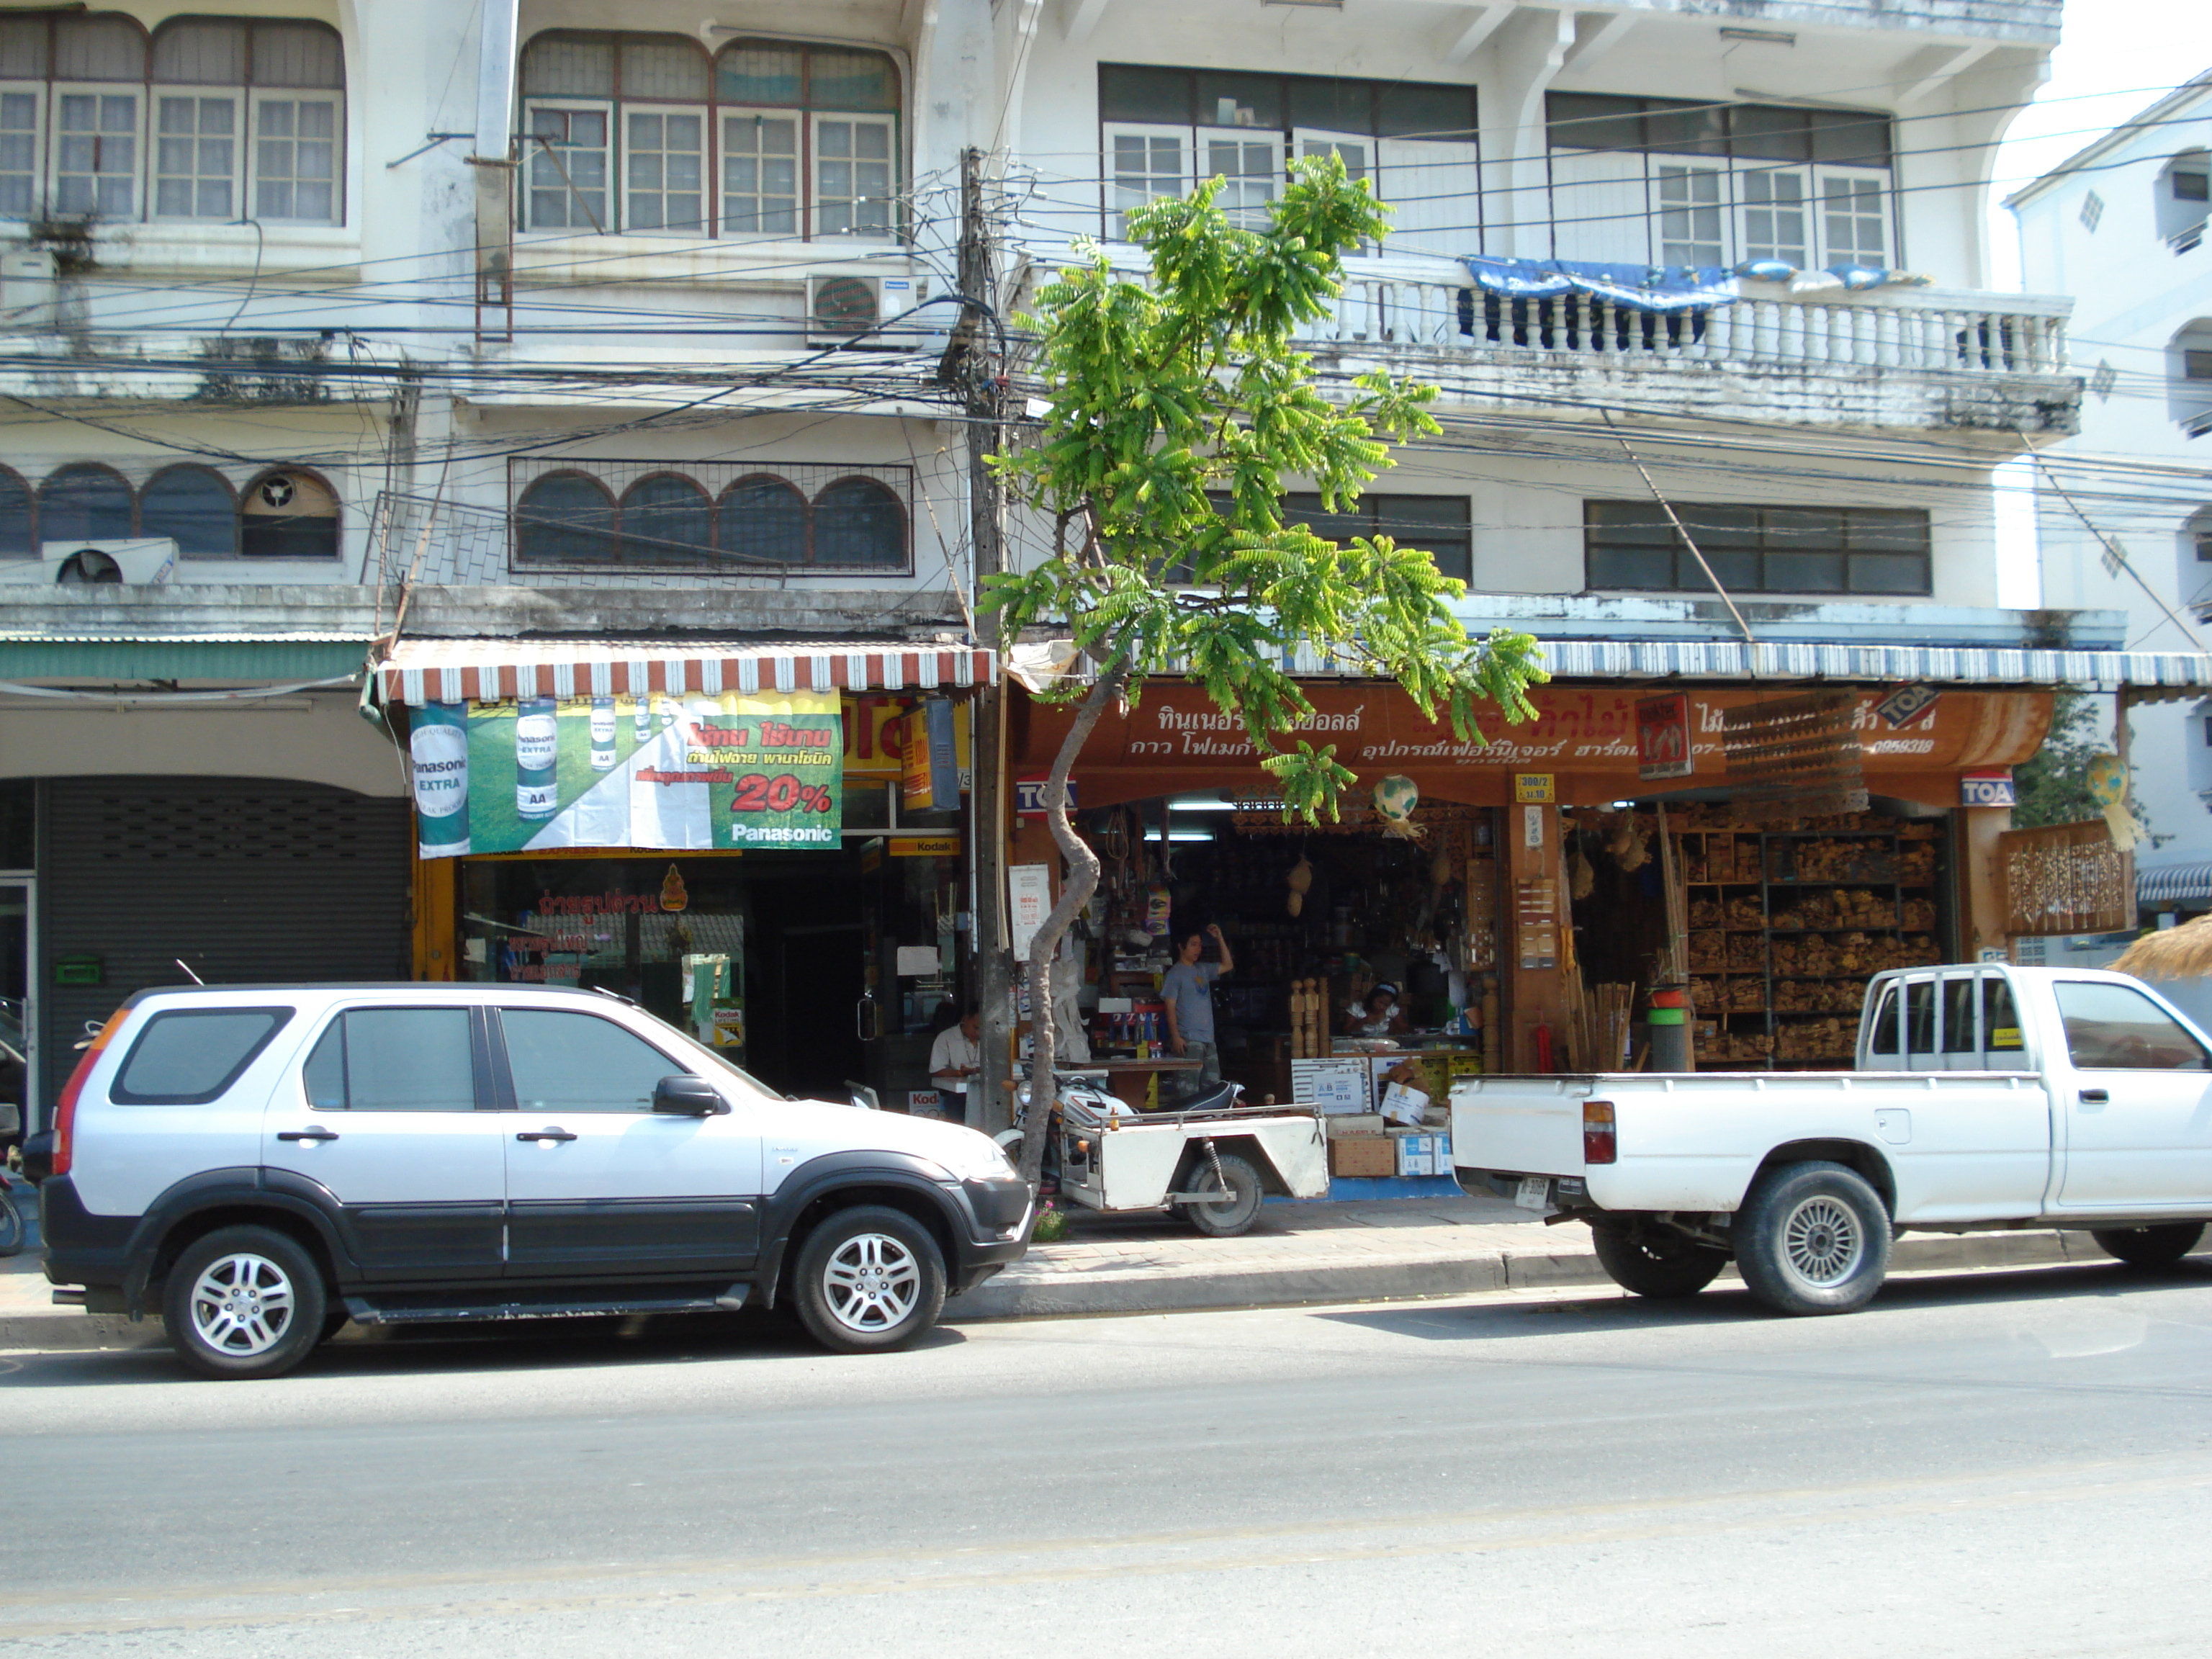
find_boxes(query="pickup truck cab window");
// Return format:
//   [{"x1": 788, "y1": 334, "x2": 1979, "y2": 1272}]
[
  {"x1": 1904, "y1": 979, "x2": 1938, "y2": 1064},
  {"x1": 1941, "y1": 976, "x2": 1979, "y2": 1061},
  {"x1": 2054, "y1": 981, "x2": 2212, "y2": 1071},
  {"x1": 1865, "y1": 981, "x2": 1900, "y2": 1061},
  {"x1": 499, "y1": 1007, "x2": 684, "y2": 1112},
  {"x1": 1984, "y1": 976, "x2": 2025, "y2": 1057},
  {"x1": 302, "y1": 1009, "x2": 477, "y2": 1110}
]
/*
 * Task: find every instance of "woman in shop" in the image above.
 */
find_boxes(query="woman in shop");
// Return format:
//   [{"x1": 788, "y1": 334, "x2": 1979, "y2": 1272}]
[{"x1": 1343, "y1": 982, "x2": 1411, "y2": 1040}]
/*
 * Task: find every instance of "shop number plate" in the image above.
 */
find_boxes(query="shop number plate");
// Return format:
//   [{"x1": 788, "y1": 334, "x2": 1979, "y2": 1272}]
[{"x1": 1514, "y1": 1177, "x2": 1551, "y2": 1210}]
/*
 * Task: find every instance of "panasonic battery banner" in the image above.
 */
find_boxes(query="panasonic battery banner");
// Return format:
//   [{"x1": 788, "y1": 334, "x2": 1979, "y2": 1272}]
[{"x1": 408, "y1": 691, "x2": 842, "y2": 858}]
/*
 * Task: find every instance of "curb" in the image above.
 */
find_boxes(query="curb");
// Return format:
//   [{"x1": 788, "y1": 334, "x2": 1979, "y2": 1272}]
[
  {"x1": 0, "y1": 1230, "x2": 2184, "y2": 1350},
  {"x1": 940, "y1": 1227, "x2": 2112, "y2": 1323}
]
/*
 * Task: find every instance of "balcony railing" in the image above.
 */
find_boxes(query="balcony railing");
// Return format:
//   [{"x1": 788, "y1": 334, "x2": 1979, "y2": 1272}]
[{"x1": 1297, "y1": 279, "x2": 2072, "y2": 377}]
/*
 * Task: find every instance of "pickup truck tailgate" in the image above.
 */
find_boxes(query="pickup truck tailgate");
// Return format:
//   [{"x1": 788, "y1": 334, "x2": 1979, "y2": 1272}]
[{"x1": 1449, "y1": 1076, "x2": 1592, "y2": 1179}]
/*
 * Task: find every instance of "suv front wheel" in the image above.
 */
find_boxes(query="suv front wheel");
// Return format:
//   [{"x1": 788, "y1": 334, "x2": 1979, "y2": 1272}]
[
  {"x1": 791, "y1": 1205, "x2": 946, "y2": 1354},
  {"x1": 162, "y1": 1225, "x2": 330, "y2": 1380}
]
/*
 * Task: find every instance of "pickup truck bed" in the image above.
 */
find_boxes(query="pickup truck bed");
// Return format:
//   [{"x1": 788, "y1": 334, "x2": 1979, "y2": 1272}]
[{"x1": 1450, "y1": 966, "x2": 2212, "y2": 1316}]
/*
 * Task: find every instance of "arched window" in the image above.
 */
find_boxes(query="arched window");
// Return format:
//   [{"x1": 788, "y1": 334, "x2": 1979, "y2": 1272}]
[
  {"x1": 2160, "y1": 150, "x2": 2209, "y2": 248},
  {"x1": 718, "y1": 474, "x2": 806, "y2": 564},
  {"x1": 140, "y1": 464, "x2": 236, "y2": 557},
  {"x1": 811, "y1": 476, "x2": 905, "y2": 569},
  {"x1": 239, "y1": 468, "x2": 338, "y2": 558},
  {"x1": 517, "y1": 30, "x2": 898, "y2": 240},
  {"x1": 0, "y1": 467, "x2": 31, "y2": 556},
  {"x1": 515, "y1": 472, "x2": 617, "y2": 565},
  {"x1": 0, "y1": 14, "x2": 343, "y2": 227},
  {"x1": 2172, "y1": 318, "x2": 2212, "y2": 433},
  {"x1": 618, "y1": 472, "x2": 712, "y2": 564},
  {"x1": 37, "y1": 464, "x2": 132, "y2": 544}
]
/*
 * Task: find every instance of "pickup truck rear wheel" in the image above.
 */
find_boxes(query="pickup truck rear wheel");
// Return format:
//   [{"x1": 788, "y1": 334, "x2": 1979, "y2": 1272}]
[
  {"x1": 2090, "y1": 1223, "x2": 2204, "y2": 1267},
  {"x1": 1591, "y1": 1225, "x2": 1728, "y2": 1299},
  {"x1": 1735, "y1": 1161, "x2": 1891, "y2": 1316}
]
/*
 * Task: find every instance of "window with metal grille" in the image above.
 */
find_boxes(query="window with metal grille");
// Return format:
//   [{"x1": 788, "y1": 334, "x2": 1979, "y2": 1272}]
[
  {"x1": 511, "y1": 459, "x2": 911, "y2": 573},
  {"x1": 1584, "y1": 500, "x2": 1930, "y2": 595},
  {"x1": 518, "y1": 30, "x2": 899, "y2": 240}
]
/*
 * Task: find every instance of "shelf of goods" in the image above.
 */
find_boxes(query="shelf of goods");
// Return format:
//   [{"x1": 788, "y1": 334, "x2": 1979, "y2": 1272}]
[{"x1": 1676, "y1": 811, "x2": 1943, "y2": 1070}]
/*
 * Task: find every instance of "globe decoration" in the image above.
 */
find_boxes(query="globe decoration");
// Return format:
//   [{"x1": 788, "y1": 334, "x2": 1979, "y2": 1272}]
[{"x1": 1373, "y1": 773, "x2": 1421, "y2": 840}]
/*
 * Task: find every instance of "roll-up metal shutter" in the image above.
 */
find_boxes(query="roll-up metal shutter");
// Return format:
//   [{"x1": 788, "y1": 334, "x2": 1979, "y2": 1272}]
[{"x1": 37, "y1": 776, "x2": 411, "y2": 1112}]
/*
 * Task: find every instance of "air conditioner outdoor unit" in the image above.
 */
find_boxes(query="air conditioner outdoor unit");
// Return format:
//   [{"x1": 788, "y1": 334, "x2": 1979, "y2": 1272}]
[
  {"x1": 0, "y1": 249, "x2": 55, "y2": 330},
  {"x1": 0, "y1": 538, "x2": 179, "y2": 585},
  {"x1": 806, "y1": 273, "x2": 930, "y2": 349}
]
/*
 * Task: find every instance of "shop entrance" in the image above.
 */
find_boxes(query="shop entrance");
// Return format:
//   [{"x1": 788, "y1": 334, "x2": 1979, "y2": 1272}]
[{"x1": 457, "y1": 850, "x2": 869, "y2": 1100}]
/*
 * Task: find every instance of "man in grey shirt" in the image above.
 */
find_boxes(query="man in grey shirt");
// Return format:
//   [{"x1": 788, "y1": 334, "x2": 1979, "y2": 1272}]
[{"x1": 1162, "y1": 923, "x2": 1233, "y2": 1093}]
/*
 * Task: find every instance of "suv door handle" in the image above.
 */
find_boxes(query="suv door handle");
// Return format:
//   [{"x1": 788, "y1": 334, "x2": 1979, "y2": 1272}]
[
  {"x1": 516, "y1": 1128, "x2": 577, "y2": 1143},
  {"x1": 2080, "y1": 1089, "x2": 2110, "y2": 1104},
  {"x1": 276, "y1": 1127, "x2": 340, "y2": 1143}
]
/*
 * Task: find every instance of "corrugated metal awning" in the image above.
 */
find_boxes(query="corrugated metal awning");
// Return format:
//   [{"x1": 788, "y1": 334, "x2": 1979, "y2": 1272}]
[
  {"x1": 1300, "y1": 638, "x2": 2212, "y2": 698},
  {"x1": 376, "y1": 638, "x2": 993, "y2": 706},
  {"x1": 2140, "y1": 861, "x2": 2212, "y2": 904},
  {"x1": 0, "y1": 634, "x2": 372, "y2": 680}
]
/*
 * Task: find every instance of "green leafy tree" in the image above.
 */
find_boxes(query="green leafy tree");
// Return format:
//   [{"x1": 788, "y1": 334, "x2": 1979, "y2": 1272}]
[
  {"x1": 984, "y1": 158, "x2": 1547, "y2": 1187},
  {"x1": 2012, "y1": 690, "x2": 2116, "y2": 830}
]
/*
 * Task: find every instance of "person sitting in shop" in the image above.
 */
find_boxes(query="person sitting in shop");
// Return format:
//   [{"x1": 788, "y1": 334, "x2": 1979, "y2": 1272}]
[
  {"x1": 1344, "y1": 982, "x2": 1411, "y2": 1039},
  {"x1": 927, "y1": 1004, "x2": 983, "y2": 1126}
]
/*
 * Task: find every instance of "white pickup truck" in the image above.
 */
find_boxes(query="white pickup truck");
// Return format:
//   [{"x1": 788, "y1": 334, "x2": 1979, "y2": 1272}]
[{"x1": 1450, "y1": 965, "x2": 2212, "y2": 1316}]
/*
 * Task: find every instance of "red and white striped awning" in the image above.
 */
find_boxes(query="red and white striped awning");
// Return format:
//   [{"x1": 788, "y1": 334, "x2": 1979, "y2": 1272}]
[{"x1": 377, "y1": 638, "x2": 994, "y2": 706}]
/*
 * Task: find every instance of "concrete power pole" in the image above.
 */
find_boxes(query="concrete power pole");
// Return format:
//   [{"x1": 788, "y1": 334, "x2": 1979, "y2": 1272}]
[{"x1": 958, "y1": 146, "x2": 1015, "y2": 1132}]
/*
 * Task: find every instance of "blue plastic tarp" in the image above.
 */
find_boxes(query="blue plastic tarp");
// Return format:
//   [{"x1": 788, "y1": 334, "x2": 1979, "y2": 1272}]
[
  {"x1": 1460, "y1": 256, "x2": 1929, "y2": 310},
  {"x1": 1461, "y1": 256, "x2": 1738, "y2": 313}
]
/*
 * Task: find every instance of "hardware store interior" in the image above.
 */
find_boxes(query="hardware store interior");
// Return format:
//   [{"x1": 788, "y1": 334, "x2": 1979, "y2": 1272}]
[{"x1": 1051, "y1": 786, "x2": 1958, "y2": 1167}]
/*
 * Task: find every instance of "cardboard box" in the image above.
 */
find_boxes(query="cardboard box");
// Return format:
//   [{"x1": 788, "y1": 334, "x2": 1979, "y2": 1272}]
[
  {"x1": 1393, "y1": 1133, "x2": 1435, "y2": 1177},
  {"x1": 1324, "y1": 1112, "x2": 1386, "y2": 1138},
  {"x1": 1447, "y1": 1054, "x2": 1485, "y2": 1079},
  {"x1": 1329, "y1": 1136, "x2": 1398, "y2": 1178},
  {"x1": 1431, "y1": 1130, "x2": 1453, "y2": 1167}
]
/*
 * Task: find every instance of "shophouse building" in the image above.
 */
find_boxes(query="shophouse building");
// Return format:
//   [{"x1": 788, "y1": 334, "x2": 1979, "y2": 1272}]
[{"x1": 0, "y1": 0, "x2": 2197, "y2": 1125}]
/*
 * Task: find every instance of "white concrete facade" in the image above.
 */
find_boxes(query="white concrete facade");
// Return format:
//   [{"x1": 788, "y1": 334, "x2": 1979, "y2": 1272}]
[
  {"x1": 0, "y1": 0, "x2": 2074, "y2": 636},
  {"x1": 2010, "y1": 71, "x2": 2212, "y2": 891}
]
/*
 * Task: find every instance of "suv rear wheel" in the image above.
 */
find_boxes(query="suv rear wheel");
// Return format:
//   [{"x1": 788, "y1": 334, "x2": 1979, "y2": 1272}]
[
  {"x1": 162, "y1": 1225, "x2": 329, "y2": 1380},
  {"x1": 791, "y1": 1205, "x2": 946, "y2": 1354}
]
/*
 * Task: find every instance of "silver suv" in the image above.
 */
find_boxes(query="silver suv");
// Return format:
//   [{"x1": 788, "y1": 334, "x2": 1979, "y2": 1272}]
[{"x1": 33, "y1": 984, "x2": 1030, "y2": 1379}]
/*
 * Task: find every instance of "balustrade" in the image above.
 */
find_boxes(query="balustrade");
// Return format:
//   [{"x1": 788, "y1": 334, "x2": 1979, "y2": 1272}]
[{"x1": 1295, "y1": 276, "x2": 2072, "y2": 377}]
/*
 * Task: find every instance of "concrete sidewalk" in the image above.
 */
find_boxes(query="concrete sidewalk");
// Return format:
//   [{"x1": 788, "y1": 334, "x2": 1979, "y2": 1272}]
[{"x1": 0, "y1": 1195, "x2": 2166, "y2": 1352}]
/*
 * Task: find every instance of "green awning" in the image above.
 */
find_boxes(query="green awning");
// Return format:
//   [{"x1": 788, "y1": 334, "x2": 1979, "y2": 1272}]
[{"x1": 0, "y1": 637, "x2": 371, "y2": 680}]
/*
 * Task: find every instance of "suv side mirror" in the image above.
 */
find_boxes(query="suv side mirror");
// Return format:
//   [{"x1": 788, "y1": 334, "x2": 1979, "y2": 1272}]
[{"x1": 652, "y1": 1075, "x2": 727, "y2": 1116}]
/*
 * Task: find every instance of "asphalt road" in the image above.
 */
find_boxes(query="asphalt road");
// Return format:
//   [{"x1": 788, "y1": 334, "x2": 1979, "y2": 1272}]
[{"x1": 4, "y1": 1261, "x2": 2211, "y2": 1657}]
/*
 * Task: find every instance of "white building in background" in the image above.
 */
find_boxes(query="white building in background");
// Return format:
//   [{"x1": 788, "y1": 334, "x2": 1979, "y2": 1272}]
[{"x1": 2008, "y1": 69, "x2": 2212, "y2": 914}]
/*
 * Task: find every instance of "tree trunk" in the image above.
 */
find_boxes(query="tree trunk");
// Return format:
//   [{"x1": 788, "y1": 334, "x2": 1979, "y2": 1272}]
[{"x1": 1016, "y1": 655, "x2": 1130, "y2": 1192}]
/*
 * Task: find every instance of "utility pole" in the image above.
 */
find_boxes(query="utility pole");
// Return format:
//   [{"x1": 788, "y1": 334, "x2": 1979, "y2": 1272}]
[{"x1": 957, "y1": 145, "x2": 1015, "y2": 1132}]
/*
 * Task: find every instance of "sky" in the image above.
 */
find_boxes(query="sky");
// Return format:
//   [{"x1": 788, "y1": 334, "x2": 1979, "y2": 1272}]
[{"x1": 1989, "y1": 1, "x2": 2212, "y2": 289}]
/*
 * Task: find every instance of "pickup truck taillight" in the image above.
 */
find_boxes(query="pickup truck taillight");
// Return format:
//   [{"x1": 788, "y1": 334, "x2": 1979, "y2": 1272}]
[
  {"x1": 50, "y1": 1007, "x2": 130, "y2": 1179},
  {"x1": 1583, "y1": 1100, "x2": 1617, "y2": 1165}
]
